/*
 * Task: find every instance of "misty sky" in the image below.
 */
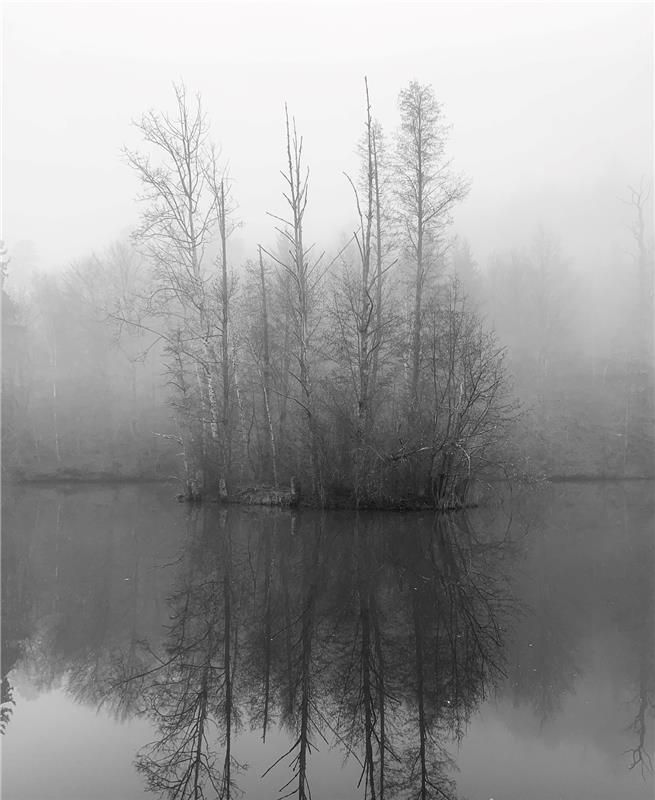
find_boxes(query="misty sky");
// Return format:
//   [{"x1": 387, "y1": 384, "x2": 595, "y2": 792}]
[{"x1": 2, "y1": 2, "x2": 653, "y2": 279}]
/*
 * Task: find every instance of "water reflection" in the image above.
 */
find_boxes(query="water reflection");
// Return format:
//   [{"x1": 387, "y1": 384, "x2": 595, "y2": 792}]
[
  {"x1": 1, "y1": 485, "x2": 182, "y2": 725},
  {"x1": 77, "y1": 505, "x2": 519, "y2": 800},
  {"x1": 2, "y1": 483, "x2": 654, "y2": 799}
]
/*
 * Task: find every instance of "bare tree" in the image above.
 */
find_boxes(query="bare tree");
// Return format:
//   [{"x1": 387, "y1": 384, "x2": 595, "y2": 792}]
[
  {"x1": 205, "y1": 148, "x2": 240, "y2": 487},
  {"x1": 264, "y1": 107, "x2": 324, "y2": 502},
  {"x1": 329, "y1": 79, "x2": 399, "y2": 503},
  {"x1": 255, "y1": 247, "x2": 279, "y2": 487},
  {"x1": 395, "y1": 81, "x2": 469, "y2": 409},
  {"x1": 424, "y1": 279, "x2": 516, "y2": 507},
  {"x1": 125, "y1": 82, "x2": 238, "y2": 490},
  {"x1": 618, "y1": 181, "x2": 654, "y2": 475},
  {"x1": 623, "y1": 179, "x2": 654, "y2": 319},
  {"x1": 370, "y1": 120, "x2": 395, "y2": 397},
  {"x1": 331, "y1": 78, "x2": 379, "y2": 503}
]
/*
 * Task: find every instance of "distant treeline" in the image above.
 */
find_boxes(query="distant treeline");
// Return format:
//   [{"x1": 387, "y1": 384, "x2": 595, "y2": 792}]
[{"x1": 1, "y1": 80, "x2": 653, "y2": 502}]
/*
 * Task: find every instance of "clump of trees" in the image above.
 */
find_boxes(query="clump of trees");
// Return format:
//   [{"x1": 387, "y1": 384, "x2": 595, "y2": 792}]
[
  {"x1": 111, "y1": 78, "x2": 514, "y2": 508},
  {"x1": 6, "y1": 78, "x2": 650, "y2": 500},
  {"x1": 0, "y1": 244, "x2": 176, "y2": 481},
  {"x1": 481, "y1": 207, "x2": 654, "y2": 479}
]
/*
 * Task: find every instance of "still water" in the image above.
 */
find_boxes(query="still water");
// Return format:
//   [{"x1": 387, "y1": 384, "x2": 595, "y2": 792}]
[{"x1": 1, "y1": 481, "x2": 653, "y2": 800}]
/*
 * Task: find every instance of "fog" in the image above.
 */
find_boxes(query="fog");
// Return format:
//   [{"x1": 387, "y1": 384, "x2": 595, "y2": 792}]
[
  {"x1": 2, "y1": 6, "x2": 655, "y2": 796},
  {"x1": 2, "y1": 1, "x2": 654, "y2": 492},
  {"x1": 4, "y1": 2, "x2": 652, "y2": 272}
]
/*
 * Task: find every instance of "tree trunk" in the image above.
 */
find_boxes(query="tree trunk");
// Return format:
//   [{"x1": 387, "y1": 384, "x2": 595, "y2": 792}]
[{"x1": 259, "y1": 247, "x2": 279, "y2": 488}]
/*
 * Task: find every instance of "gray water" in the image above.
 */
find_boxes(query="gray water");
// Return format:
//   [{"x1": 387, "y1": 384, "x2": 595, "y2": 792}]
[{"x1": 1, "y1": 481, "x2": 653, "y2": 800}]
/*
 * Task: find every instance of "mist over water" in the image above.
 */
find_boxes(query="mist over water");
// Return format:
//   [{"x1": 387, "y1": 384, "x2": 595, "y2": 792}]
[
  {"x1": 2, "y1": 483, "x2": 653, "y2": 799},
  {"x1": 1, "y1": 4, "x2": 654, "y2": 798},
  {"x1": 3, "y1": 3, "x2": 653, "y2": 490}
]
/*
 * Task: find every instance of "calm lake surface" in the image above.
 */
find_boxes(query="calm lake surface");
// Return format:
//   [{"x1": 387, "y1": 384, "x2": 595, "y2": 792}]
[{"x1": 2, "y1": 481, "x2": 653, "y2": 800}]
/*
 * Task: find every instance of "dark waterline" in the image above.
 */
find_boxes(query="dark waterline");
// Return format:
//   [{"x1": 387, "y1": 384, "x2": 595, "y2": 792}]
[{"x1": 2, "y1": 481, "x2": 653, "y2": 800}]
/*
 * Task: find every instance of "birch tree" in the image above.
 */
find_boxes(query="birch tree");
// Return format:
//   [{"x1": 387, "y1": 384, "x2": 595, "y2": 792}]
[{"x1": 125, "y1": 83, "x2": 237, "y2": 489}]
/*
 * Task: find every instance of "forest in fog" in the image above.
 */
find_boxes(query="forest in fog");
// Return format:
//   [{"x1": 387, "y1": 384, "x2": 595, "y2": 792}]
[
  {"x1": 2, "y1": 79, "x2": 653, "y2": 506},
  {"x1": 2, "y1": 5, "x2": 654, "y2": 800}
]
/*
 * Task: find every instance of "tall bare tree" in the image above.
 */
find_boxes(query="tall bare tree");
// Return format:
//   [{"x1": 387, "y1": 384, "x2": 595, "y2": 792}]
[
  {"x1": 206, "y1": 148, "x2": 240, "y2": 486},
  {"x1": 370, "y1": 120, "x2": 394, "y2": 397},
  {"x1": 623, "y1": 179, "x2": 654, "y2": 358},
  {"x1": 125, "y1": 83, "x2": 237, "y2": 489},
  {"x1": 333, "y1": 78, "x2": 379, "y2": 503},
  {"x1": 257, "y1": 246, "x2": 279, "y2": 486},
  {"x1": 264, "y1": 107, "x2": 324, "y2": 501},
  {"x1": 330, "y1": 79, "x2": 397, "y2": 503},
  {"x1": 395, "y1": 81, "x2": 469, "y2": 409},
  {"x1": 619, "y1": 180, "x2": 654, "y2": 476}
]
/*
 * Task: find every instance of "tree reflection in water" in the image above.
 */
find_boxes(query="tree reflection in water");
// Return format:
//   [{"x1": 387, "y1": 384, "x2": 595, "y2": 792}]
[
  {"x1": 96, "y1": 506, "x2": 519, "y2": 799},
  {"x1": 106, "y1": 507, "x2": 245, "y2": 799},
  {"x1": 4, "y1": 486, "x2": 653, "y2": 796}
]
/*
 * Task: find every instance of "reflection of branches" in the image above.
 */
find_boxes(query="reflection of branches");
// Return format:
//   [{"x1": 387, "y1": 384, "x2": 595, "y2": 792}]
[
  {"x1": 624, "y1": 690, "x2": 654, "y2": 778},
  {"x1": 1, "y1": 677, "x2": 15, "y2": 734},
  {"x1": 107, "y1": 511, "x2": 245, "y2": 800},
  {"x1": 434, "y1": 516, "x2": 512, "y2": 691},
  {"x1": 218, "y1": 523, "x2": 243, "y2": 800},
  {"x1": 325, "y1": 511, "x2": 518, "y2": 800},
  {"x1": 434, "y1": 515, "x2": 513, "y2": 730},
  {"x1": 386, "y1": 512, "x2": 517, "y2": 799},
  {"x1": 70, "y1": 526, "x2": 148, "y2": 720},
  {"x1": 246, "y1": 518, "x2": 277, "y2": 742},
  {"x1": 396, "y1": 742, "x2": 456, "y2": 800},
  {"x1": 624, "y1": 641, "x2": 654, "y2": 779},
  {"x1": 408, "y1": 574, "x2": 457, "y2": 800},
  {"x1": 337, "y1": 520, "x2": 400, "y2": 800},
  {"x1": 42, "y1": 500, "x2": 521, "y2": 800},
  {"x1": 136, "y1": 658, "x2": 222, "y2": 799},
  {"x1": 266, "y1": 519, "x2": 323, "y2": 800},
  {"x1": 134, "y1": 576, "x2": 225, "y2": 800}
]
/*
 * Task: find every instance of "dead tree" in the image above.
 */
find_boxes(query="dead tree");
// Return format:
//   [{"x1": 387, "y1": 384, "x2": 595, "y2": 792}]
[{"x1": 264, "y1": 107, "x2": 324, "y2": 502}]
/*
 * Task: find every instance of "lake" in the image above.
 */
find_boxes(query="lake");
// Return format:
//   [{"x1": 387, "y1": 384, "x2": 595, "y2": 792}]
[{"x1": 1, "y1": 481, "x2": 653, "y2": 800}]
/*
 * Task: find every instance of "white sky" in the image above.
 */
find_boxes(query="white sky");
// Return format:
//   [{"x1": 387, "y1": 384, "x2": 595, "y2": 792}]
[{"x1": 2, "y1": 1, "x2": 653, "y2": 275}]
